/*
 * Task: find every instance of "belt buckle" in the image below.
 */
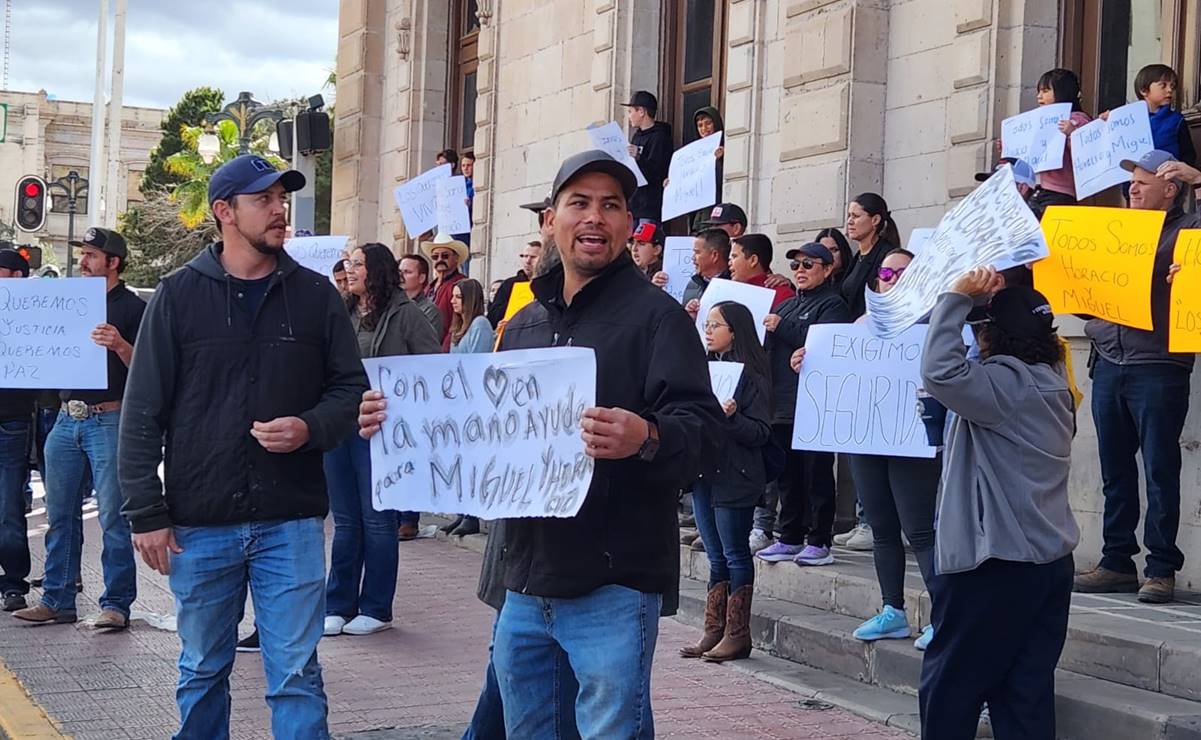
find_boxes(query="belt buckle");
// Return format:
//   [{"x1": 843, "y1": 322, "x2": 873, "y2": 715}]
[{"x1": 66, "y1": 400, "x2": 90, "y2": 421}]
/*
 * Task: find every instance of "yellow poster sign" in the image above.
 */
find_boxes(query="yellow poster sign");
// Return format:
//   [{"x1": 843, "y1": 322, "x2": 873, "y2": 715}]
[
  {"x1": 503, "y1": 281, "x2": 535, "y2": 321},
  {"x1": 1033, "y1": 206, "x2": 1164, "y2": 330},
  {"x1": 1169, "y1": 229, "x2": 1201, "y2": 352}
]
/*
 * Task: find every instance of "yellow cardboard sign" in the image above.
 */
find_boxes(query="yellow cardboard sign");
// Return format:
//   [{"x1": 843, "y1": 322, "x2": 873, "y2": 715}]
[
  {"x1": 1169, "y1": 229, "x2": 1201, "y2": 352},
  {"x1": 1033, "y1": 206, "x2": 1164, "y2": 330},
  {"x1": 503, "y1": 281, "x2": 535, "y2": 321}
]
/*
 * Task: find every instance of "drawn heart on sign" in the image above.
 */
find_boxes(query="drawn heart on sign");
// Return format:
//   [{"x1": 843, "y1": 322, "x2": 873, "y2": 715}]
[{"x1": 483, "y1": 366, "x2": 509, "y2": 408}]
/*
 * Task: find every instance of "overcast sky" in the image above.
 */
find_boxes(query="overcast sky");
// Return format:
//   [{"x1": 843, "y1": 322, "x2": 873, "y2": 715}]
[{"x1": 7, "y1": 0, "x2": 338, "y2": 110}]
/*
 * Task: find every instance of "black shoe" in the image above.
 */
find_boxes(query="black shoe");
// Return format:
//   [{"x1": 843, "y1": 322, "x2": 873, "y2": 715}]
[
  {"x1": 440, "y1": 515, "x2": 464, "y2": 534},
  {"x1": 1, "y1": 592, "x2": 27, "y2": 612},
  {"x1": 236, "y1": 630, "x2": 260, "y2": 653},
  {"x1": 450, "y1": 516, "x2": 480, "y2": 536}
]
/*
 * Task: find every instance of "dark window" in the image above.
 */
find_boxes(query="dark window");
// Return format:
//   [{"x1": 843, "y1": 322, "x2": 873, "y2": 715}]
[
  {"x1": 682, "y1": 0, "x2": 715, "y2": 85},
  {"x1": 460, "y1": 71, "x2": 478, "y2": 152},
  {"x1": 663, "y1": 0, "x2": 727, "y2": 150},
  {"x1": 449, "y1": 1, "x2": 480, "y2": 157}
]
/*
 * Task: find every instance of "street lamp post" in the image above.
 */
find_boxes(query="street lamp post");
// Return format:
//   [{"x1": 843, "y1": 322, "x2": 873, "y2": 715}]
[
  {"x1": 46, "y1": 170, "x2": 88, "y2": 277},
  {"x1": 205, "y1": 91, "x2": 285, "y2": 155}
]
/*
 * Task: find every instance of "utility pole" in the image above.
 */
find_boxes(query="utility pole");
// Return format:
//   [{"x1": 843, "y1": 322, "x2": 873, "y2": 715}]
[
  {"x1": 103, "y1": 0, "x2": 126, "y2": 228},
  {"x1": 86, "y1": 0, "x2": 108, "y2": 221}
]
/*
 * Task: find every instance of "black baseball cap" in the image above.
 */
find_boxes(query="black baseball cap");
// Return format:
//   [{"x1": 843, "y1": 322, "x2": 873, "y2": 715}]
[
  {"x1": 785, "y1": 242, "x2": 834, "y2": 265},
  {"x1": 69, "y1": 226, "x2": 127, "y2": 259},
  {"x1": 550, "y1": 150, "x2": 638, "y2": 205},
  {"x1": 967, "y1": 286, "x2": 1055, "y2": 339},
  {"x1": 519, "y1": 192, "x2": 552, "y2": 213},
  {"x1": 620, "y1": 90, "x2": 658, "y2": 112},
  {"x1": 0, "y1": 248, "x2": 30, "y2": 277},
  {"x1": 208, "y1": 154, "x2": 305, "y2": 205},
  {"x1": 701, "y1": 203, "x2": 748, "y2": 229}
]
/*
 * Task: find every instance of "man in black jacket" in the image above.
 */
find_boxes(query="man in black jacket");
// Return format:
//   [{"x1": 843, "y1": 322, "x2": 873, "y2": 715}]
[
  {"x1": 623, "y1": 91, "x2": 674, "y2": 222},
  {"x1": 118, "y1": 154, "x2": 368, "y2": 738},
  {"x1": 0, "y1": 249, "x2": 35, "y2": 613},
  {"x1": 485, "y1": 239, "x2": 541, "y2": 328}
]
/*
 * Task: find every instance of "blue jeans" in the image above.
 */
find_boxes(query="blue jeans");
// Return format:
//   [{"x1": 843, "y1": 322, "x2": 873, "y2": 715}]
[
  {"x1": 169, "y1": 517, "x2": 329, "y2": 740},
  {"x1": 494, "y1": 585, "x2": 660, "y2": 739},
  {"x1": 0, "y1": 419, "x2": 31, "y2": 596},
  {"x1": 324, "y1": 434, "x2": 399, "y2": 621},
  {"x1": 691, "y1": 482, "x2": 755, "y2": 593},
  {"x1": 41, "y1": 410, "x2": 135, "y2": 616},
  {"x1": 1092, "y1": 359, "x2": 1192, "y2": 578}
]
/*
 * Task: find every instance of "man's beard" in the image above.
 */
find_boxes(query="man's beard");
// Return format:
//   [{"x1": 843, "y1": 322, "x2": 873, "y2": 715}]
[{"x1": 250, "y1": 239, "x2": 284, "y2": 256}]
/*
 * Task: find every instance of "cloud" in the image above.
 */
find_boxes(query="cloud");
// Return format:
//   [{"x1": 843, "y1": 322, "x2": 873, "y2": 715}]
[{"x1": 6, "y1": 0, "x2": 338, "y2": 110}]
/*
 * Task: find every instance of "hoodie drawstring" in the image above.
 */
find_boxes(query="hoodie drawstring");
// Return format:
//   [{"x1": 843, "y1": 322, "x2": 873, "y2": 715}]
[{"x1": 223, "y1": 273, "x2": 232, "y2": 327}]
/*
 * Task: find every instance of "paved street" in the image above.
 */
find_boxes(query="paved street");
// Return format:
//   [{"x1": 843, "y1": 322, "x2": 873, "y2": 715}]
[{"x1": 0, "y1": 495, "x2": 908, "y2": 739}]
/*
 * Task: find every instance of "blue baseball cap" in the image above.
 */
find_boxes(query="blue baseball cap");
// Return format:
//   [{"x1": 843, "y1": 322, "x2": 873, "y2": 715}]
[
  {"x1": 207, "y1": 154, "x2": 306, "y2": 205},
  {"x1": 1120, "y1": 149, "x2": 1178, "y2": 175}
]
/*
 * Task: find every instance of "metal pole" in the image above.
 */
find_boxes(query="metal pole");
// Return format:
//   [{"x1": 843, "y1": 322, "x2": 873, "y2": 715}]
[
  {"x1": 103, "y1": 0, "x2": 127, "y2": 228},
  {"x1": 65, "y1": 198, "x2": 75, "y2": 278},
  {"x1": 86, "y1": 0, "x2": 108, "y2": 220},
  {"x1": 291, "y1": 121, "x2": 316, "y2": 234}
]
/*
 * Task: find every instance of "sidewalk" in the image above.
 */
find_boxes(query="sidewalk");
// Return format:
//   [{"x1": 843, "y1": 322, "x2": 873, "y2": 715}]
[{"x1": 0, "y1": 501, "x2": 907, "y2": 739}]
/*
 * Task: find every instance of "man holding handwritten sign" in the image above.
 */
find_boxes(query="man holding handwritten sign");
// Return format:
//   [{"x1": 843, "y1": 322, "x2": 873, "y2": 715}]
[{"x1": 1071, "y1": 150, "x2": 1201, "y2": 605}]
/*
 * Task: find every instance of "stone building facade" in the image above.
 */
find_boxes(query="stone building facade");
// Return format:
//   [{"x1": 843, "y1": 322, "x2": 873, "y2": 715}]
[
  {"x1": 0, "y1": 89, "x2": 165, "y2": 265},
  {"x1": 333, "y1": 0, "x2": 1201, "y2": 587}
]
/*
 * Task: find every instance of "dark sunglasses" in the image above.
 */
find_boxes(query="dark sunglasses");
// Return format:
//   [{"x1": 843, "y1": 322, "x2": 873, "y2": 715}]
[
  {"x1": 790, "y1": 259, "x2": 822, "y2": 271},
  {"x1": 878, "y1": 266, "x2": 907, "y2": 282}
]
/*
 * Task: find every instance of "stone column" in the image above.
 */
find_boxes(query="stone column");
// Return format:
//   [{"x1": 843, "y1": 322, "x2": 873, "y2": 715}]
[{"x1": 469, "y1": 3, "x2": 500, "y2": 277}]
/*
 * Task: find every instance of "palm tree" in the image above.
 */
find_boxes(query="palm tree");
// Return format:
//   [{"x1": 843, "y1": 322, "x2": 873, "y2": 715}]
[{"x1": 164, "y1": 120, "x2": 286, "y2": 228}]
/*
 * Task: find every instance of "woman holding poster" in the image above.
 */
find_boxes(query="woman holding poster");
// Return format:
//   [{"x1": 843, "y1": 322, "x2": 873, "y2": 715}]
[
  {"x1": 679, "y1": 301, "x2": 771, "y2": 663},
  {"x1": 324, "y1": 244, "x2": 442, "y2": 637}
]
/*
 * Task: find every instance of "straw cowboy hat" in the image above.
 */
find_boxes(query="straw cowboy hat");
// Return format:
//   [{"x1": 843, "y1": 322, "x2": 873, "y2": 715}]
[{"x1": 420, "y1": 232, "x2": 470, "y2": 263}]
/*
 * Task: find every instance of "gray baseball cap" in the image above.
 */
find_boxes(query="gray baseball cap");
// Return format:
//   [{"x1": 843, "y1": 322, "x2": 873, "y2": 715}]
[
  {"x1": 1120, "y1": 149, "x2": 1178, "y2": 175},
  {"x1": 550, "y1": 150, "x2": 638, "y2": 205}
]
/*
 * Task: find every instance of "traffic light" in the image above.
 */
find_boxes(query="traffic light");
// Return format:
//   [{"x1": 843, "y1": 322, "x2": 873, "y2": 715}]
[
  {"x1": 17, "y1": 246, "x2": 42, "y2": 270},
  {"x1": 15, "y1": 175, "x2": 48, "y2": 232}
]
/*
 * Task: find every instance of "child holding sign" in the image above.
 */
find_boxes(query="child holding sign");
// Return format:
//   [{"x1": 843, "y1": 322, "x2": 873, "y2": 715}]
[
  {"x1": 1029, "y1": 68, "x2": 1092, "y2": 216},
  {"x1": 1102, "y1": 65, "x2": 1197, "y2": 166}
]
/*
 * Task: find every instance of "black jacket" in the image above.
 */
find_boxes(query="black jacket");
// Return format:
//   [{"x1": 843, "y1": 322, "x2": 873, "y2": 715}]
[
  {"x1": 696, "y1": 361, "x2": 771, "y2": 507},
  {"x1": 485, "y1": 271, "x2": 528, "y2": 328},
  {"x1": 498, "y1": 252, "x2": 723, "y2": 599},
  {"x1": 840, "y1": 242, "x2": 896, "y2": 320},
  {"x1": 0, "y1": 392, "x2": 35, "y2": 423},
  {"x1": 629, "y1": 121, "x2": 674, "y2": 222},
  {"x1": 768, "y1": 281, "x2": 851, "y2": 423},
  {"x1": 119, "y1": 243, "x2": 369, "y2": 533}
]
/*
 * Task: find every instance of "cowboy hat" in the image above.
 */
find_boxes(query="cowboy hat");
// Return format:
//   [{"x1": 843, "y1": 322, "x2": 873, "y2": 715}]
[{"x1": 419, "y1": 232, "x2": 470, "y2": 263}]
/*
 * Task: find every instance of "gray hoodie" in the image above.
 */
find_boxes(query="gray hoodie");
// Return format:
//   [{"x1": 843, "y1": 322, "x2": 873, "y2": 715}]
[{"x1": 920, "y1": 292, "x2": 1079, "y2": 575}]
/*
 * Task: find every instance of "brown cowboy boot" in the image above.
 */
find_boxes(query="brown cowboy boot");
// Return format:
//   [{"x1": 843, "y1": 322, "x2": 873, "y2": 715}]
[
  {"x1": 703, "y1": 585, "x2": 753, "y2": 662},
  {"x1": 680, "y1": 582, "x2": 728, "y2": 658}
]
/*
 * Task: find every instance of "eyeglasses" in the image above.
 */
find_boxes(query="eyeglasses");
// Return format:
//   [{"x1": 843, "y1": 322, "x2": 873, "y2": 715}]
[
  {"x1": 790, "y1": 259, "x2": 822, "y2": 271},
  {"x1": 878, "y1": 266, "x2": 907, "y2": 282},
  {"x1": 342, "y1": 259, "x2": 365, "y2": 270},
  {"x1": 431, "y1": 251, "x2": 454, "y2": 261},
  {"x1": 702, "y1": 321, "x2": 730, "y2": 331}
]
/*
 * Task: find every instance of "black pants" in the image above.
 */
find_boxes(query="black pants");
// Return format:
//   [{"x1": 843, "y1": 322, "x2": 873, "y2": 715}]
[
  {"x1": 919, "y1": 555, "x2": 1073, "y2": 740},
  {"x1": 772, "y1": 424, "x2": 836, "y2": 547}
]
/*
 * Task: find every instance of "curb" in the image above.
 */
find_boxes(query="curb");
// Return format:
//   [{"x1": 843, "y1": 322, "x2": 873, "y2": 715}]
[{"x1": 0, "y1": 657, "x2": 63, "y2": 739}]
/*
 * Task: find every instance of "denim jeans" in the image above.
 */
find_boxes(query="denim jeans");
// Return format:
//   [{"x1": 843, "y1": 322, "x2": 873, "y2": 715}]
[
  {"x1": 169, "y1": 517, "x2": 329, "y2": 740},
  {"x1": 1092, "y1": 359, "x2": 1192, "y2": 578},
  {"x1": 41, "y1": 410, "x2": 135, "y2": 616},
  {"x1": 0, "y1": 419, "x2": 31, "y2": 596},
  {"x1": 324, "y1": 434, "x2": 399, "y2": 621},
  {"x1": 494, "y1": 585, "x2": 660, "y2": 739},
  {"x1": 691, "y1": 481, "x2": 755, "y2": 592}
]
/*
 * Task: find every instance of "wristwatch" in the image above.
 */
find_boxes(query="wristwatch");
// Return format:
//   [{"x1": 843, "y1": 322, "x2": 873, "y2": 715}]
[{"x1": 637, "y1": 420, "x2": 660, "y2": 462}]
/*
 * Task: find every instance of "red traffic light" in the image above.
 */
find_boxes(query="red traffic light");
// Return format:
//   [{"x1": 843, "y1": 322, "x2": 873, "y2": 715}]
[{"x1": 23, "y1": 182, "x2": 41, "y2": 198}]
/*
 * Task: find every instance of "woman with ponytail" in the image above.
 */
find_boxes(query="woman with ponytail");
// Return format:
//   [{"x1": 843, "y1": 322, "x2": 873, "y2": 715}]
[{"x1": 841, "y1": 193, "x2": 901, "y2": 319}]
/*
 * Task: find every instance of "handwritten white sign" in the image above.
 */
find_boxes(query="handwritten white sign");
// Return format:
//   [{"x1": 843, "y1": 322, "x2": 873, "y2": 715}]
[
  {"x1": 436, "y1": 175, "x2": 472, "y2": 235},
  {"x1": 285, "y1": 235, "x2": 350, "y2": 284},
  {"x1": 864, "y1": 165, "x2": 1048, "y2": 338},
  {"x1": 1071, "y1": 101, "x2": 1154, "y2": 200},
  {"x1": 662, "y1": 131, "x2": 723, "y2": 221},
  {"x1": 363, "y1": 347, "x2": 597, "y2": 518},
  {"x1": 393, "y1": 164, "x2": 452, "y2": 236},
  {"x1": 708, "y1": 361, "x2": 744, "y2": 403},
  {"x1": 792, "y1": 323, "x2": 935, "y2": 458},
  {"x1": 694, "y1": 277, "x2": 776, "y2": 345},
  {"x1": 1001, "y1": 103, "x2": 1071, "y2": 173},
  {"x1": 662, "y1": 236, "x2": 695, "y2": 303},
  {"x1": 0, "y1": 277, "x2": 108, "y2": 389},
  {"x1": 906, "y1": 228, "x2": 935, "y2": 255},
  {"x1": 586, "y1": 122, "x2": 648, "y2": 187}
]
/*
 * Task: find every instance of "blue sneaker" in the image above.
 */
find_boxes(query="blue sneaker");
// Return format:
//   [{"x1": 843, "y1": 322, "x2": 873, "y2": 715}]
[
  {"x1": 756, "y1": 542, "x2": 804, "y2": 562},
  {"x1": 915, "y1": 624, "x2": 934, "y2": 651},
  {"x1": 852, "y1": 606, "x2": 911, "y2": 641}
]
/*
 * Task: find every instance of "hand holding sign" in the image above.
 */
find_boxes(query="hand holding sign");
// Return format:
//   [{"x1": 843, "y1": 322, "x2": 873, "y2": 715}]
[
  {"x1": 586, "y1": 122, "x2": 648, "y2": 187},
  {"x1": 661, "y1": 236, "x2": 696, "y2": 302},
  {"x1": 1001, "y1": 103, "x2": 1071, "y2": 172},
  {"x1": 393, "y1": 164, "x2": 452, "y2": 236},
  {"x1": 436, "y1": 176, "x2": 472, "y2": 235},
  {"x1": 662, "y1": 131, "x2": 723, "y2": 221},
  {"x1": 581, "y1": 407, "x2": 649, "y2": 459}
]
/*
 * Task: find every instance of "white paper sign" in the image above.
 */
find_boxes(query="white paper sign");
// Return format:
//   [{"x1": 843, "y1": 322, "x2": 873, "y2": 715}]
[
  {"x1": 1071, "y1": 101, "x2": 1154, "y2": 200},
  {"x1": 436, "y1": 176, "x2": 472, "y2": 235},
  {"x1": 708, "y1": 361, "x2": 744, "y2": 403},
  {"x1": 1001, "y1": 103, "x2": 1071, "y2": 173},
  {"x1": 393, "y1": 164, "x2": 452, "y2": 236},
  {"x1": 586, "y1": 121, "x2": 648, "y2": 187},
  {"x1": 906, "y1": 228, "x2": 935, "y2": 255},
  {"x1": 694, "y1": 278, "x2": 776, "y2": 345},
  {"x1": 662, "y1": 131, "x2": 723, "y2": 221},
  {"x1": 662, "y1": 236, "x2": 695, "y2": 303},
  {"x1": 792, "y1": 323, "x2": 935, "y2": 458},
  {"x1": 363, "y1": 347, "x2": 597, "y2": 518},
  {"x1": 0, "y1": 277, "x2": 108, "y2": 389},
  {"x1": 864, "y1": 165, "x2": 1048, "y2": 338},
  {"x1": 285, "y1": 236, "x2": 350, "y2": 284}
]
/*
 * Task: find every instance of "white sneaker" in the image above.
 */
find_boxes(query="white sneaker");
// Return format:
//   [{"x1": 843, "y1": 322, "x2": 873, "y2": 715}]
[
  {"x1": 323, "y1": 615, "x2": 347, "y2": 636},
  {"x1": 833, "y1": 528, "x2": 856, "y2": 546},
  {"x1": 749, "y1": 528, "x2": 773, "y2": 553},
  {"x1": 845, "y1": 525, "x2": 874, "y2": 551},
  {"x1": 342, "y1": 615, "x2": 392, "y2": 636}
]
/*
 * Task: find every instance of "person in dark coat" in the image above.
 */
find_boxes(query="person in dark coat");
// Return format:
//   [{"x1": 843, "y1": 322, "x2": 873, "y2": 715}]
[{"x1": 623, "y1": 91, "x2": 674, "y2": 222}]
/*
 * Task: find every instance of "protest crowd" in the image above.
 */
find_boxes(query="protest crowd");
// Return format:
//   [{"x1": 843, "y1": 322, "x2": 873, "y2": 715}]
[{"x1": 4, "y1": 62, "x2": 1201, "y2": 740}]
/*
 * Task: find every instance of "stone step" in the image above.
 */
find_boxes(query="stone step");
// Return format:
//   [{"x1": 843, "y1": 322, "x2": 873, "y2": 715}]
[
  {"x1": 676, "y1": 577, "x2": 1201, "y2": 740},
  {"x1": 681, "y1": 544, "x2": 1201, "y2": 704}
]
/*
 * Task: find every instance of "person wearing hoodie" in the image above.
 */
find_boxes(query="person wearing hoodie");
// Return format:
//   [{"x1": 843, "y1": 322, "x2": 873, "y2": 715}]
[
  {"x1": 622, "y1": 91, "x2": 674, "y2": 223},
  {"x1": 118, "y1": 155, "x2": 369, "y2": 739},
  {"x1": 689, "y1": 106, "x2": 725, "y2": 231}
]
